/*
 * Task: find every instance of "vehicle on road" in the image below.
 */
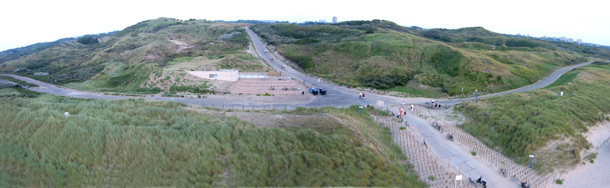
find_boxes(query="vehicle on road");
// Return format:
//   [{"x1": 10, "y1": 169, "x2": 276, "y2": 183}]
[
  {"x1": 319, "y1": 88, "x2": 327, "y2": 95},
  {"x1": 310, "y1": 88, "x2": 318, "y2": 95}
]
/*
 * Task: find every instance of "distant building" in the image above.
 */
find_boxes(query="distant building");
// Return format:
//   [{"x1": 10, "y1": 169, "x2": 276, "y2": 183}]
[
  {"x1": 259, "y1": 20, "x2": 278, "y2": 23},
  {"x1": 319, "y1": 20, "x2": 325, "y2": 23},
  {"x1": 332, "y1": 16, "x2": 337, "y2": 23},
  {"x1": 568, "y1": 38, "x2": 574, "y2": 42},
  {"x1": 577, "y1": 39, "x2": 583, "y2": 44},
  {"x1": 561, "y1": 37, "x2": 567, "y2": 41}
]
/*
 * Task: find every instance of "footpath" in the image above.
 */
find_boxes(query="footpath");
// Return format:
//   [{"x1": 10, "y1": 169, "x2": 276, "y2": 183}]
[{"x1": 376, "y1": 104, "x2": 554, "y2": 188}]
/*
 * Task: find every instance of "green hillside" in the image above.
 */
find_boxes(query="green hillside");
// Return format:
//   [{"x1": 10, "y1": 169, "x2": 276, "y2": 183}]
[
  {"x1": 456, "y1": 62, "x2": 610, "y2": 173},
  {"x1": 0, "y1": 18, "x2": 261, "y2": 94},
  {"x1": 251, "y1": 20, "x2": 593, "y2": 96},
  {"x1": 0, "y1": 95, "x2": 424, "y2": 187}
]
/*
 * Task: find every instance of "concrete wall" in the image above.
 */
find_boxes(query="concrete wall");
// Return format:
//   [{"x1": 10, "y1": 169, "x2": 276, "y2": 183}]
[{"x1": 186, "y1": 70, "x2": 239, "y2": 82}]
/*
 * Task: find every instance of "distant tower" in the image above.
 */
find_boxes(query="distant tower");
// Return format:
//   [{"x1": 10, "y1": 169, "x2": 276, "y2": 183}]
[{"x1": 332, "y1": 16, "x2": 337, "y2": 23}]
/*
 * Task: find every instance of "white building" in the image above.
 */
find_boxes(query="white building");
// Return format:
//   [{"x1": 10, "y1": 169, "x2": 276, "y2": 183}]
[
  {"x1": 577, "y1": 39, "x2": 583, "y2": 44},
  {"x1": 332, "y1": 16, "x2": 337, "y2": 23},
  {"x1": 319, "y1": 20, "x2": 325, "y2": 23},
  {"x1": 186, "y1": 70, "x2": 239, "y2": 82}
]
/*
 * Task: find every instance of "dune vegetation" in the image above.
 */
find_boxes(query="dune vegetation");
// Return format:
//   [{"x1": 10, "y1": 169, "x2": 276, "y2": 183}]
[
  {"x1": 251, "y1": 20, "x2": 597, "y2": 96},
  {"x1": 456, "y1": 63, "x2": 610, "y2": 173},
  {"x1": 0, "y1": 94, "x2": 425, "y2": 187},
  {"x1": 0, "y1": 18, "x2": 263, "y2": 94}
]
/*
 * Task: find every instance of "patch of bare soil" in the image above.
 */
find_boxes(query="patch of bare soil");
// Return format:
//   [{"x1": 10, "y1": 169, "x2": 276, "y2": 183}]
[
  {"x1": 140, "y1": 57, "x2": 232, "y2": 92},
  {"x1": 170, "y1": 40, "x2": 194, "y2": 53}
]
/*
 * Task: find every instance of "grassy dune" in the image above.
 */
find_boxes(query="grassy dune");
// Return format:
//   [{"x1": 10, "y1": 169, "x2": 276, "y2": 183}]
[
  {"x1": 0, "y1": 18, "x2": 255, "y2": 94},
  {"x1": 456, "y1": 63, "x2": 610, "y2": 173},
  {"x1": 0, "y1": 96, "x2": 424, "y2": 187},
  {"x1": 252, "y1": 21, "x2": 591, "y2": 96}
]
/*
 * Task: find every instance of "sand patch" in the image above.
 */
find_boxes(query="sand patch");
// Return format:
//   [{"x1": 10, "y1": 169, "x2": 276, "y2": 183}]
[{"x1": 548, "y1": 121, "x2": 610, "y2": 188}]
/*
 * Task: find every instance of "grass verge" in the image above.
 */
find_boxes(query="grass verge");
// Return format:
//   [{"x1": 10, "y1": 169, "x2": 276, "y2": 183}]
[{"x1": 456, "y1": 64, "x2": 610, "y2": 173}]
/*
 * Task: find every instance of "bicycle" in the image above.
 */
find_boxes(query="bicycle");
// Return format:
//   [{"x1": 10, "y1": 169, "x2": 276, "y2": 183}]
[
  {"x1": 468, "y1": 177, "x2": 477, "y2": 187},
  {"x1": 499, "y1": 168, "x2": 507, "y2": 178}
]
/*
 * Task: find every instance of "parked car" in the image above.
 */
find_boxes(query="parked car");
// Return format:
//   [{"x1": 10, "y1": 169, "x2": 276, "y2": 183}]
[{"x1": 310, "y1": 88, "x2": 319, "y2": 95}]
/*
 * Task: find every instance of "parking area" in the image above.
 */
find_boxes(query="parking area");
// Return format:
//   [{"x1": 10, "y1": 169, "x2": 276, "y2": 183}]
[{"x1": 229, "y1": 78, "x2": 308, "y2": 95}]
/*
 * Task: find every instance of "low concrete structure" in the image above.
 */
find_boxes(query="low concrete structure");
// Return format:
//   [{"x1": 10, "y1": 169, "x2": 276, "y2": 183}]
[{"x1": 186, "y1": 70, "x2": 239, "y2": 82}]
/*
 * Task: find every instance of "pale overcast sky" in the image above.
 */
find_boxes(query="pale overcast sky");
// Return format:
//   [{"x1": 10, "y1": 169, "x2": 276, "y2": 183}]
[{"x1": 1, "y1": 0, "x2": 608, "y2": 52}]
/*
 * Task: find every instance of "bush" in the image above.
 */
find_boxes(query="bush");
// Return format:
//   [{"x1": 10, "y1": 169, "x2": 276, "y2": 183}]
[
  {"x1": 76, "y1": 36, "x2": 99, "y2": 45},
  {"x1": 284, "y1": 55, "x2": 315, "y2": 69},
  {"x1": 555, "y1": 179, "x2": 564, "y2": 184},
  {"x1": 359, "y1": 74, "x2": 411, "y2": 90}
]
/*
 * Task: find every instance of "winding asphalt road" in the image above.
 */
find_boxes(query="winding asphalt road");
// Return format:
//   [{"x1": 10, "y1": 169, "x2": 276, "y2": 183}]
[{"x1": 2, "y1": 29, "x2": 594, "y2": 109}]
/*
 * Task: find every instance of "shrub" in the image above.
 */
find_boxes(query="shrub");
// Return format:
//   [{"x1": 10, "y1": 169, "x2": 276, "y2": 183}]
[
  {"x1": 76, "y1": 36, "x2": 99, "y2": 45},
  {"x1": 471, "y1": 151, "x2": 477, "y2": 156},
  {"x1": 555, "y1": 179, "x2": 564, "y2": 184}
]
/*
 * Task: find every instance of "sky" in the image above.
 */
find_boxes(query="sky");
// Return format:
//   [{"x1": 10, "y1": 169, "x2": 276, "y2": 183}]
[{"x1": 1, "y1": 0, "x2": 608, "y2": 51}]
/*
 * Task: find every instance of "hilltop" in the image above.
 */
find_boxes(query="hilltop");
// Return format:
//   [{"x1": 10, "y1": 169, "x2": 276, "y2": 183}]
[{"x1": 251, "y1": 20, "x2": 606, "y2": 96}]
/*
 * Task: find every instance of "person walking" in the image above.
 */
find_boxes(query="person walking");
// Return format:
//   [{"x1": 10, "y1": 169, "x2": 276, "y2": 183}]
[
  {"x1": 359, "y1": 93, "x2": 362, "y2": 99},
  {"x1": 398, "y1": 108, "x2": 403, "y2": 118},
  {"x1": 423, "y1": 139, "x2": 427, "y2": 148},
  {"x1": 402, "y1": 101, "x2": 405, "y2": 106},
  {"x1": 410, "y1": 104, "x2": 414, "y2": 112}
]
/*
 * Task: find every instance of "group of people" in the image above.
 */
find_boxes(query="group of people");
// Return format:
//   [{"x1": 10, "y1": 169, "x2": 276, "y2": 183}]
[
  {"x1": 431, "y1": 100, "x2": 441, "y2": 109},
  {"x1": 397, "y1": 101, "x2": 414, "y2": 119},
  {"x1": 358, "y1": 92, "x2": 365, "y2": 100}
]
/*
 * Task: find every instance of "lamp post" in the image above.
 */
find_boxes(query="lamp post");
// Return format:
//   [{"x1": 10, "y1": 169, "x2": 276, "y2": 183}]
[
  {"x1": 529, "y1": 155, "x2": 534, "y2": 168},
  {"x1": 475, "y1": 90, "x2": 478, "y2": 102}
]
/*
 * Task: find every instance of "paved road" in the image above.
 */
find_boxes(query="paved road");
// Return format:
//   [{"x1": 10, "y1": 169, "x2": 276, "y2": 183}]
[
  {"x1": 4, "y1": 28, "x2": 593, "y2": 109},
  {"x1": 435, "y1": 62, "x2": 592, "y2": 106},
  {"x1": 405, "y1": 111, "x2": 520, "y2": 188}
]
